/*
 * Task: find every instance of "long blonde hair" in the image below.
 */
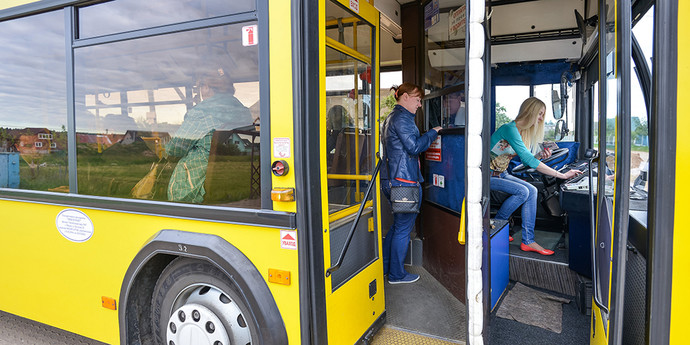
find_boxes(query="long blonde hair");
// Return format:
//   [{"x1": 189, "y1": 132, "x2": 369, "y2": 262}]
[{"x1": 514, "y1": 97, "x2": 546, "y2": 152}]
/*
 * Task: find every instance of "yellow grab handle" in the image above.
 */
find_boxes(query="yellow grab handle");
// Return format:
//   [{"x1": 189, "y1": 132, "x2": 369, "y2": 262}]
[{"x1": 458, "y1": 198, "x2": 466, "y2": 245}]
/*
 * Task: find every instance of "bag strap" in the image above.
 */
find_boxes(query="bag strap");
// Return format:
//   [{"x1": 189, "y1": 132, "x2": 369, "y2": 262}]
[{"x1": 381, "y1": 114, "x2": 392, "y2": 181}]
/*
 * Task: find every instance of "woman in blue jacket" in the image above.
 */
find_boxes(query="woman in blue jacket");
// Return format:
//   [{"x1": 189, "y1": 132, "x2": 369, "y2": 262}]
[
  {"x1": 490, "y1": 97, "x2": 581, "y2": 255},
  {"x1": 382, "y1": 82, "x2": 441, "y2": 284}
]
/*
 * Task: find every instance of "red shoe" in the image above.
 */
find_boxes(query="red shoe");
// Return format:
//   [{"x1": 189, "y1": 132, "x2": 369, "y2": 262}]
[
  {"x1": 509, "y1": 236, "x2": 514, "y2": 242},
  {"x1": 520, "y1": 242, "x2": 554, "y2": 256}
]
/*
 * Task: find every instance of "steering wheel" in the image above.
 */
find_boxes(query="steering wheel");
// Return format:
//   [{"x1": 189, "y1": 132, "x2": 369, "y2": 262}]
[{"x1": 512, "y1": 147, "x2": 569, "y2": 174}]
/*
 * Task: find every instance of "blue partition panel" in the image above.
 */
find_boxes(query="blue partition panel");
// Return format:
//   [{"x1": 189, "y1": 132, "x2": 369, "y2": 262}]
[
  {"x1": 490, "y1": 220, "x2": 510, "y2": 310},
  {"x1": 423, "y1": 133, "x2": 465, "y2": 213}
]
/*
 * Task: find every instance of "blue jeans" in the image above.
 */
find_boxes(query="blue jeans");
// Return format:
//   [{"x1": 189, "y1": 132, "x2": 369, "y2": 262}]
[
  {"x1": 490, "y1": 172, "x2": 538, "y2": 245},
  {"x1": 381, "y1": 181, "x2": 421, "y2": 280}
]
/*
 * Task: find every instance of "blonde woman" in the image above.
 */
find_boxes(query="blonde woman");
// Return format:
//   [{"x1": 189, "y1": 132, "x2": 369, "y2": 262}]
[{"x1": 489, "y1": 97, "x2": 581, "y2": 255}]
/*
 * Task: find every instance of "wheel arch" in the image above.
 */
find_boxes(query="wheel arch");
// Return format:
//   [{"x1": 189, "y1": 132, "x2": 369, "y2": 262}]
[{"x1": 119, "y1": 229, "x2": 288, "y2": 345}]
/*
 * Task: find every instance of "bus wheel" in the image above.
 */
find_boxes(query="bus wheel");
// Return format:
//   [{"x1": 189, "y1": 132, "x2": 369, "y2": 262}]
[{"x1": 151, "y1": 257, "x2": 256, "y2": 345}]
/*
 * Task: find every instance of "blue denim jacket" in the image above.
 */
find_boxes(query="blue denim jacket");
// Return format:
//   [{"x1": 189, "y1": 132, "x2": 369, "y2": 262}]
[{"x1": 382, "y1": 105, "x2": 438, "y2": 185}]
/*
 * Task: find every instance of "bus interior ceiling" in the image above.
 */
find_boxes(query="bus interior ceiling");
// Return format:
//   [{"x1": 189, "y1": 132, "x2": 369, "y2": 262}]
[{"x1": 373, "y1": 1, "x2": 595, "y2": 344}]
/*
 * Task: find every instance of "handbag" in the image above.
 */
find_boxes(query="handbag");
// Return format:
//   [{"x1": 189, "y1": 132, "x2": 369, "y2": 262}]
[{"x1": 390, "y1": 184, "x2": 420, "y2": 213}]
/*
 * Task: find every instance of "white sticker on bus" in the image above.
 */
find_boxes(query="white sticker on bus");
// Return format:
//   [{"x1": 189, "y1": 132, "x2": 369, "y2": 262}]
[
  {"x1": 56, "y1": 209, "x2": 94, "y2": 243},
  {"x1": 242, "y1": 25, "x2": 258, "y2": 46},
  {"x1": 349, "y1": 0, "x2": 359, "y2": 14},
  {"x1": 280, "y1": 230, "x2": 297, "y2": 250},
  {"x1": 273, "y1": 137, "x2": 291, "y2": 158}
]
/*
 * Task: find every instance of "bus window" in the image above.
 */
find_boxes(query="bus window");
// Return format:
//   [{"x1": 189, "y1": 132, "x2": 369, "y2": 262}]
[
  {"x1": 592, "y1": 81, "x2": 599, "y2": 151},
  {"x1": 77, "y1": 0, "x2": 255, "y2": 39},
  {"x1": 324, "y1": 47, "x2": 373, "y2": 213},
  {"x1": 495, "y1": 85, "x2": 529, "y2": 128},
  {"x1": 379, "y1": 70, "x2": 402, "y2": 118},
  {"x1": 325, "y1": 2, "x2": 372, "y2": 61},
  {"x1": 629, "y1": 6, "x2": 654, "y2": 208},
  {"x1": 632, "y1": 6, "x2": 654, "y2": 74},
  {"x1": 0, "y1": 10, "x2": 67, "y2": 192},
  {"x1": 629, "y1": 60, "x2": 648, "y2": 206},
  {"x1": 74, "y1": 22, "x2": 261, "y2": 208},
  {"x1": 534, "y1": 83, "x2": 576, "y2": 141}
]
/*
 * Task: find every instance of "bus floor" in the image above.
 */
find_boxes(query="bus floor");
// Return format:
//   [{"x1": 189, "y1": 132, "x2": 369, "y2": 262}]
[
  {"x1": 490, "y1": 224, "x2": 590, "y2": 345},
  {"x1": 488, "y1": 281, "x2": 590, "y2": 345},
  {"x1": 371, "y1": 265, "x2": 466, "y2": 345}
]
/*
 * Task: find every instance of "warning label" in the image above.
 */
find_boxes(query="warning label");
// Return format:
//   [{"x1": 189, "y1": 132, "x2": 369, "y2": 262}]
[
  {"x1": 425, "y1": 135, "x2": 442, "y2": 162},
  {"x1": 280, "y1": 230, "x2": 297, "y2": 250}
]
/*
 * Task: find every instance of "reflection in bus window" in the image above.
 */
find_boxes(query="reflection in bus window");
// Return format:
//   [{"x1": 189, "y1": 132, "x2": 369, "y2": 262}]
[
  {"x1": 0, "y1": 11, "x2": 67, "y2": 192},
  {"x1": 324, "y1": 48, "x2": 373, "y2": 213},
  {"x1": 74, "y1": 23, "x2": 261, "y2": 208},
  {"x1": 78, "y1": 0, "x2": 255, "y2": 39}
]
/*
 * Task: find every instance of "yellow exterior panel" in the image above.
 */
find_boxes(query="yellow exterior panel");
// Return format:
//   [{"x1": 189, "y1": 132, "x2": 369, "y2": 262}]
[
  {"x1": 0, "y1": 200, "x2": 300, "y2": 345},
  {"x1": 590, "y1": 305, "x2": 608, "y2": 345},
  {"x1": 672, "y1": 1, "x2": 690, "y2": 344},
  {"x1": 270, "y1": 0, "x2": 297, "y2": 213},
  {"x1": 326, "y1": 262, "x2": 385, "y2": 345}
]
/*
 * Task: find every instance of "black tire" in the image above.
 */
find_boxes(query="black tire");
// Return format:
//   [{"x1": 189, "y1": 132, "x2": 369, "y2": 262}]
[{"x1": 151, "y1": 257, "x2": 258, "y2": 345}]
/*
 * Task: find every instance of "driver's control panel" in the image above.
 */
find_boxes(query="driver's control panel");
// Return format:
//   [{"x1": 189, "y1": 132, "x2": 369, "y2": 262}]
[{"x1": 560, "y1": 160, "x2": 598, "y2": 190}]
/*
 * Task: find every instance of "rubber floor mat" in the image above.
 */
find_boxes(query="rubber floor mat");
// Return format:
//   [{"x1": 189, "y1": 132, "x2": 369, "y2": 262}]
[{"x1": 496, "y1": 282, "x2": 571, "y2": 333}]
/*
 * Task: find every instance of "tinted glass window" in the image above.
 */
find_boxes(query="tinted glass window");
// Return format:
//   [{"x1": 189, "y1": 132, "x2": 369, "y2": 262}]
[
  {"x1": 0, "y1": 11, "x2": 67, "y2": 192},
  {"x1": 74, "y1": 22, "x2": 261, "y2": 208},
  {"x1": 78, "y1": 0, "x2": 255, "y2": 38}
]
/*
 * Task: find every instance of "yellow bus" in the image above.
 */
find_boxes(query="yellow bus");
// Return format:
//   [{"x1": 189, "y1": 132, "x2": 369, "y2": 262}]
[{"x1": 0, "y1": 0, "x2": 686, "y2": 345}]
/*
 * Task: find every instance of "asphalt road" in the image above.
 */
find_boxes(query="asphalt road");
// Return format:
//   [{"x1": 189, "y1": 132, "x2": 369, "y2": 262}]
[{"x1": 0, "y1": 311, "x2": 107, "y2": 345}]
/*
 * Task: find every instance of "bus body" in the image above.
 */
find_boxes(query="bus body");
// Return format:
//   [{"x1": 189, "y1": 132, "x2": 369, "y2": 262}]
[{"x1": 0, "y1": 1, "x2": 687, "y2": 345}]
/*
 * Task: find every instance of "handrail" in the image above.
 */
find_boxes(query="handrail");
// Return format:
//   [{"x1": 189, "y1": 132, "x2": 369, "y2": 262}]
[
  {"x1": 588, "y1": 154, "x2": 609, "y2": 313},
  {"x1": 327, "y1": 173, "x2": 372, "y2": 181},
  {"x1": 458, "y1": 198, "x2": 466, "y2": 245},
  {"x1": 328, "y1": 200, "x2": 373, "y2": 223},
  {"x1": 325, "y1": 155, "x2": 381, "y2": 277}
]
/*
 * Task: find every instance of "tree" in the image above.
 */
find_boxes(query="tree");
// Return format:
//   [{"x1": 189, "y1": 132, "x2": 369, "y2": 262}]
[
  {"x1": 380, "y1": 93, "x2": 397, "y2": 121},
  {"x1": 633, "y1": 120, "x2": 648, "y2": 145},
  {"x1": 495, "y1": 103, "x2": 511, "y2": 128}
]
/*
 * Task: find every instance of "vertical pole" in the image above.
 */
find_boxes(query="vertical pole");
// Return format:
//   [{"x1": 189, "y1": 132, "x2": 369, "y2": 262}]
[{"x1": 465, "y1": 0, "x2": 486, "y2": 344}]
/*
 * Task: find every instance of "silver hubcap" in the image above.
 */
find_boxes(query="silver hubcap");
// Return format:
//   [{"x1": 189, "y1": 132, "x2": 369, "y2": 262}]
[{"x1": 167, "y1": 285, "x2": 252, "y2": 345}]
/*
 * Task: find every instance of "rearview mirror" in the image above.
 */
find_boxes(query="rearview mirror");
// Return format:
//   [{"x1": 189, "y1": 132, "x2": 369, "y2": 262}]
[
  {"x1": 554, "y1": 119, "x2": 566, "y2": 141},
  {"x1": 552, "y1": 89, "x2": 562, "y2": 119}
]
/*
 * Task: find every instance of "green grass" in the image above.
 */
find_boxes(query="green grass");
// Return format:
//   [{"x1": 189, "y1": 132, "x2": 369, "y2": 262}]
[
  {"x1": 76, "y1": 155, "x2": 255, "y2": 204},
  {"x1": 16, "y1": 145, "x2": 257, "y2": 205}
]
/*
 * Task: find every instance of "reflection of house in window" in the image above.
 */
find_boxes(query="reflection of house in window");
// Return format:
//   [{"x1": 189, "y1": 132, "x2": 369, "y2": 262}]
[{"x1": 6, "y1": 128, "x2": 65, "y2": 155}]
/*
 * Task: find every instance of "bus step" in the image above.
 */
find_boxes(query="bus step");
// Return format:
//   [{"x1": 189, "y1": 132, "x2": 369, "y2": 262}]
[
  {"x1": 370, "y1": 325, "x2": 464, "y2": 345},
  {"x1": 405, "y1": 236, "x2": 423, "y2": 266},
  {"x1": 509, "y1": 246, "x2": 579, "y2": 296}
]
